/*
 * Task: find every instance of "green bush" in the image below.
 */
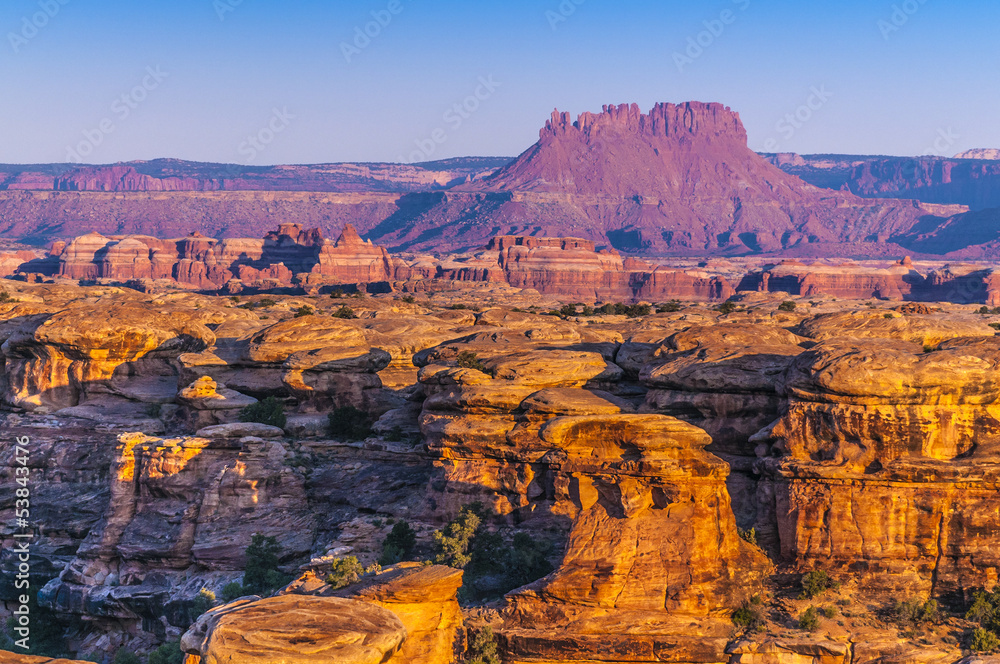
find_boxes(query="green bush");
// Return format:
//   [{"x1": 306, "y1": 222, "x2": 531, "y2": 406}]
[
  {"x1": 594, "y1": 303, "x2": 652, "y2": 318},
  {"x1": 450, "y1": 303, "x2": 468, "y2": 310},
  {"x1": 239, "y1": 396, "x2": 287, "y2": 429},
  {"x1": 778, "y1": 301, "x2": 796, "y2": 312},
  {"x1": 326, "y1": 556, "x2": 364, "y2": 589},
  {"x1": 718, "y1": 301, "x2": 737, "y2": 315},
  {"x1": 433, "y1": 505, "x2": 553, "y2": 601},
  {"x1": 798, "y1": 606, "x2": 821, "y2": 632},
  {"x1": 456, "y1": 350, "x2": 490, "y2": 374},
  {"x1": 967, "y1": 586, "x2": 1000, "y2": 639},
  {"x1": 737, "y1": 527, "x2": 757, "y2": 546},
  {"x1": 147, "y1": 641, "x2": 185, "y2": 664},
  {"x1": 820, "y1": 606, "x2": 837, "y2": 619},
  {"x1": 732, "y1": 595, "x2": 767, "y2": 633},
  {"x1": 190, "y1": 588, "x2": 216, "y2": 619},
  {"x1": 799, "y1": 570, "x2": 837, "y2": 599},
  {"x1": 658, "y1": 300, "x2": 682, "y2": 313},
  {"x1": 332, "y1": 305, "x2": 358, "y2": 319},
  {"x1": 294, "y1": 305, "x2": 314, "y2": 318},
  {"x1": 401, "y1": 295, "x2": 416, "y2": 304},
  {"x1": 971, "y1": 627, "x2": 1000, "y2": 652},
  {"x1": 0, "y1": 291, "x2": 20, "y2": 304},
  {"x1": 114, "y1": 651, "x2": 142, "y2": 664},
  {"x1": 433, "y1": 506, "x2": 482, "y2": 569},
  {"x1": 221, "y1": 581, "x2": 244, "y2": 603},
  {"x1": 328, "y1": 406, "x2": 374, "y2": 441},
  {"x1": 894, "y1": 597, "x2": 939, "y2": 627},
  {"x1": 242, "y1": 534, "x2": 289, "y2": 596},
  {"x1": 467, "y1": 626, "x2": 501, "y2": 664},
  {"x1": 380, "y1": 521, "x2": 417, "y2": 565}
]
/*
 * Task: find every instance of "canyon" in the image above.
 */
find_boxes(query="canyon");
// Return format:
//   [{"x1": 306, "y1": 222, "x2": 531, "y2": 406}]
[{"x1": 0, "y1": 274, "x2": 999, "y2": 662}]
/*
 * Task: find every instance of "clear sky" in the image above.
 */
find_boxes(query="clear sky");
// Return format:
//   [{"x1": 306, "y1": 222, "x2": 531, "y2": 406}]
[{"x1": 1, "y1": 0, "x2": 996, "y2": 165}]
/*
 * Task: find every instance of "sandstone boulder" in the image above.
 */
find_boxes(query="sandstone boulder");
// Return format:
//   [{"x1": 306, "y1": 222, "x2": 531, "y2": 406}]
[{"x1": 181, "y1": 595, "x2": 406, "y2": 664}]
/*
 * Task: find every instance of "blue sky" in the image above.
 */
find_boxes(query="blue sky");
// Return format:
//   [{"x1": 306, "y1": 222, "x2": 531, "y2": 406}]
[{"x1": 0, "y1": 0, "x2": 996, "y2": 164}]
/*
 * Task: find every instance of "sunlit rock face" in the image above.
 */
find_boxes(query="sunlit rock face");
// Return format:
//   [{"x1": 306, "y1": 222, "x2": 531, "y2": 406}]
[
  {"x1": 755, "y1": 335, "x2": 1000, "y2": 595},
  {"x1": 1, "y1": 303, "x2": 214, "y2": 411},
  {"x1": 41, "y1": 432, "x2": 312, "y2": 627},
  {"x1": 501, "y1": 415, "x2": 770, "y2": 662}
]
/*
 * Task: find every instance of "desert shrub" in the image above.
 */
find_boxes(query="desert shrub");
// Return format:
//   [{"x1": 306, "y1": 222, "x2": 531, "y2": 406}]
[
  {"x1": 971, "y1": 627, "x2": 1000, "y2": 652},
  {"x1": 737, "y1": 527, "x2": 757, "y2": 546},
  {"x1": 385, "y1": 425, "x2": 405, "y2": 443},
  {"x1": 239, "y1": 396, "x2": 287, "y2": 429},
  {"x1": 718, "y1": 301, "x2": 737, "y2": 315},
  {"x1": 242, "y1": 534, "x2": 289, "y2": 595},
  {"x1": 658, "y1": 300, "x2": 682, "y2": 313},
  {"x1": 401, "y1": 295, "x2": 416, "y2": 304},
  {"x1": 330, "y1": 289, "x2": 345, "y2": 298},
  {"x1": 456, "y1": 350, "x2": 490, "y2": 374},
  {"x1": 294, "y1": 305, "x2": 314, "y2": 318},
  {"x1": 883, "y1": 313, "x2": 894, "y2": 319},
  {"x1": 328, "y1": 406, "x2": 374, "y2": 441},
  {"x1": 114, "y1": 651, "x2": 141, "y2": 664},
  {"x1": 966, "y1": 586, "x2": 1000, "y2": 636},
  {"x1": 147, "y1": 641, "x2": 185, "y2": 664},
  {"x1": 467, "y1": 626, "x2": 501, "y2": 664},
  {"x1": 820, "y1": 606, "x2": 837, "y2": 619},
  {"x1": 559, "y1": 303, "x2": 578, "y2": 317},
  {"x1": 799, "y1": 570, "x2": 837, "y2": 599},
  {"x1": 190, "y1": 588, "x2": 216, "y2": 619},
  {"x1": 326, "y1": 556, "x2": 364, "y2": 589},
  {"x1": 581, "y1": 304, "x2": 594, "y2": 316},
  {"x1": 894, "y1": 597, "x2": 939, "y2": 628},
  {"x1": 0, "y1": 291, "x2": 20, "y2": 303},
  {"x1": 433, "y1": 505, "x2": 553, "y2": 601},
  {"x1": 332, "y1": 305, "x2": 358, "y2": 319},
  {"x1": 798, "y1": 606, "x2": 821, "y2": 632},
  {"x1": 778, "y1": 301, "x2": 796, "y2": 312},
  {"x1": 380, "y1": 521, "x2": 417, "y2": 565},
  {"x1": 990, "y1": 323, "x2": 1000, "y2": 331},
  {"x1": 595, "y1": 302, "x2": 652, "y2": 318},
  {"x1": 433, "y1": 506, "x2": 482, "y2": 569},
  {"x1": 732, "y1": 595, "x2": 767, "y2": 633},
  {"x1": 221, "y1": 581, "x2": 244, "y2": 602}
]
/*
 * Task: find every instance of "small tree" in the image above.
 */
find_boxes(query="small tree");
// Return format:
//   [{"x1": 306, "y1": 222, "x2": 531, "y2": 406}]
[
  {"x1": 380, "y1": 521, "x2": 417, "y2": 565},
  {"x1": 433, "y1": 507, "x2": 482, "y2": 569},
  {"x1": 113, "y1": 651, "x2": 141, "y2": 664},
  {"x1": 332, "y1": 306, "x2": 358, "y2": 319},
  {"x1": 799, "y1": 570, "x2": 837, "y2": 599},
  {"x1": 243, "y1": 534, "x2": 288, "y2": 595},
  {"x1": 326, "y1": 557, "x2": 364, "y2": 589},
  {"x1": 658, "y1": 300, "x2": 682, "y2": 313},
  {"x1": 190, "y1": 588, "x2": 216, "y2": 619},
  {"x1": 239, "y1": 396, "x2": 287, "y2": 428},
  {"x1": 972, "y1": 627, "x2": 1000, "y2": 652},
  {"x1": 798, "y1": 606, "x2": 821, "y2": 632},
  {"x1": 328, "y1": 406, "x2": 373, "y2": 441},
  {"x1": 718, "y1": 301, "x2": 737, "y2": 315},
  {"x1": 456, "y1": 350, "x2": 490, "y2": 374},
  {"x1": 467, "y1": 626, "x2": 501, "y2": 664},
  {"x1": 294, "y1": 305, "x2": 315, "y2": 318},
  {"x1": 147, "y1": 641, "x2": 185, "y2": 664},
  {"x1": 778, "y1": 301, "x2": 797, "y2": 312},
  {"x1": 221, "y1": 581, "x2": 244, "y2": 603},
  {"x1": 732, "y1": 595, "x2": 767, "y2": 633}
]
